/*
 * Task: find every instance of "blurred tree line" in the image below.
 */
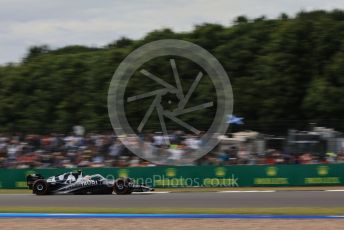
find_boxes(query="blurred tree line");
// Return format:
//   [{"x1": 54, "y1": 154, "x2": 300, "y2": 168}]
[{"x1": 1, "y1": 10, "x2": 344, "y2": 134}]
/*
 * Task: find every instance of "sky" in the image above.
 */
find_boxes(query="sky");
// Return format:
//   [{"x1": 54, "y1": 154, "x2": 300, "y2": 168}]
[{"x1": 1, "y1": 0, "x2": 344, "y2": 64}]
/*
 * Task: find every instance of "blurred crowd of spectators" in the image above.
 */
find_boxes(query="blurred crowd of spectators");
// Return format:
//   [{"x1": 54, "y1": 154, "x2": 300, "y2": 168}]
[
  {"x1": 1, "y1": 132, "x2": 344, "y2": 168},
  {"x1": 200, "y1": 148, "x2": 344, "y2": 166},
  {"x1": 0, "y1": 133, "x2": 146, "y2": 168}
]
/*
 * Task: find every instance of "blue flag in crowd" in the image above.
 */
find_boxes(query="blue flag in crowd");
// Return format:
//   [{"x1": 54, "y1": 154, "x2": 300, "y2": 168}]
[{"x1": 227, "y1": 115, "x2": 244, "y2": 125}]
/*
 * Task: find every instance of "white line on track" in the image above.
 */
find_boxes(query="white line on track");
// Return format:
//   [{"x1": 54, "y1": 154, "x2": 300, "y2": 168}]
[
  {"x1": 0, "y1": 194, "x2": 31, "y2": 195},
  {"x1": 325, "y1": 189, "x2": 344, "y2": 192},
  {"x1": 218, "y1": 190, "x2": 276, "y2": 193},
  {"x1": 132, "y1": 191, "x2": 170, "y2": 194}
]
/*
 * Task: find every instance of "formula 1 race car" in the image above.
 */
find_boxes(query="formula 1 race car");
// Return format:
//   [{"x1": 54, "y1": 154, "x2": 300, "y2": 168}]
[{"x1": 26, "y1": 170, "x2": 153, "y2": 195}]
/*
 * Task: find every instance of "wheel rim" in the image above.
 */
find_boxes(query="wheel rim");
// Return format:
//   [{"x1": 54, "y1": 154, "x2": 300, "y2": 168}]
[
  {"x1": 37, "y1": 184, "x2": 44, "y2": 191},
  {"x1": 117, "y1": 182, "x2": 124, "y2": 190}
]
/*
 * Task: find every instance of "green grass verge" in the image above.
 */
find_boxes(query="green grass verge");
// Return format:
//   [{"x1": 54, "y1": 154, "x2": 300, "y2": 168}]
[
  {"x1": 0, "y1": 207, "x2": 343, "y2": 215},
  {"x1": 1, "y1": 186, "x2": 344, "y2": 194},
  {"x1": 0, "y1": 189, "x2": 31, "y2": 194},
  {"x1": 156, "y1": 186, "x2": 344, "y2": 192}
]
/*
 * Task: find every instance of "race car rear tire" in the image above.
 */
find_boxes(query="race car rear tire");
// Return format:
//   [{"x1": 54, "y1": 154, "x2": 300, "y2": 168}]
[
  {"x1": 113, "y1": 178, "x2": 132, "y2": 195},
  {"x1": 33, "y1": 180, "x2": 49, "y2": 195}
]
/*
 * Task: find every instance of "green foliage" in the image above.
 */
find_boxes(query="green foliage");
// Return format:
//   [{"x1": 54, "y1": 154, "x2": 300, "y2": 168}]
[{"x1": 1, "y1": 10, "x2": 344, "y2": 134}]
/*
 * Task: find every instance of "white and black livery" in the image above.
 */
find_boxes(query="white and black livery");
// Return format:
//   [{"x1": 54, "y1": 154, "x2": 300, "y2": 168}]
[{"x1": 26, "y1": 170, "x2": 153, "y2": 195}]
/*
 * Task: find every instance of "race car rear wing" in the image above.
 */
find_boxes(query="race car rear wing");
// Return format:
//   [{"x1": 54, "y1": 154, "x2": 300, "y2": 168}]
[{"x1": 26, "y1": 173, "x2": 44, "y2": 189}]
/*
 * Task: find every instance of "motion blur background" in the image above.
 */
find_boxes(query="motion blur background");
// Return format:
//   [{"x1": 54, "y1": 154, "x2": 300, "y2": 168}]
[{"x1": 1, "y1": 1, "x2": 344, "y2": 169}]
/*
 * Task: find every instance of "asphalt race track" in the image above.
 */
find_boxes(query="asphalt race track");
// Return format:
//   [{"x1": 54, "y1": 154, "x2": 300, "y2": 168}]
[{"x1": 1, "y1": 191, "x2": 344, "y2": 208}]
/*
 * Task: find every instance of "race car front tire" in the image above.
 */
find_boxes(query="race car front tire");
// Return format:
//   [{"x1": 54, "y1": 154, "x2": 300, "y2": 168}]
[
  {"x1": 33, "y1": 180, "x2": 49, "y2": 195},
  {"x1": 113, "y1": 178, "x2": 132, "y2": 195}
]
